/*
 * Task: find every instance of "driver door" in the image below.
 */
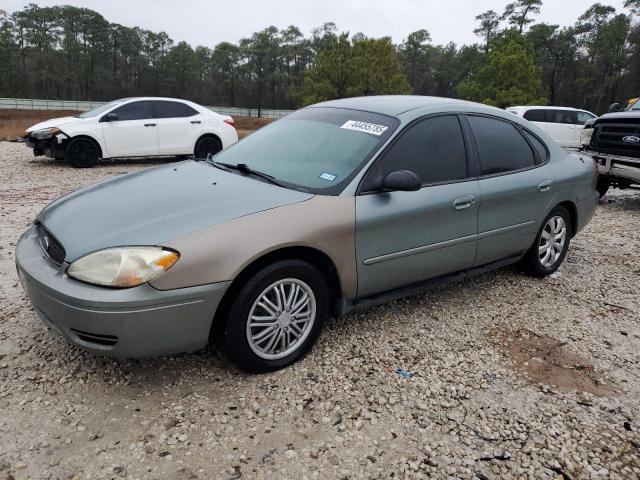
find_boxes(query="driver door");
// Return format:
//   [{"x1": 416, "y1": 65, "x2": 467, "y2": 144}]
[
  {"x1": 355, "y1": 115, "x2": 480, "y2": 297},
  {"x1": 101, "y1": 100, "x2": 159, "y2": 157}
]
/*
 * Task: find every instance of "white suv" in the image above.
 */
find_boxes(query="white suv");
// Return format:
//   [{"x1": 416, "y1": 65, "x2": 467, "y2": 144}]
[
  {"x1": 507, "y1": 106, "x2": 596, "y2": 149},
  {"x1": 24, "y1": 97, "x2": 239, "y2": 167}
]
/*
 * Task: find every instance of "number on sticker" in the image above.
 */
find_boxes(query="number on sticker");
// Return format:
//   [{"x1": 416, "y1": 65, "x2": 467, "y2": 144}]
[{"x1": 341, "y1": 120, "x2": 388, "y2": 136}]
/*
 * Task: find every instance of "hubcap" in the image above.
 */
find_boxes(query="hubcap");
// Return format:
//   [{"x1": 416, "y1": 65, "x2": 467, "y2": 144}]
[
  {"x1": 246, "y1": 278, "x2": 316, "y2": 360},
  {"x1": 538, "y1": 215, "x2": 566, "y2": 268}
]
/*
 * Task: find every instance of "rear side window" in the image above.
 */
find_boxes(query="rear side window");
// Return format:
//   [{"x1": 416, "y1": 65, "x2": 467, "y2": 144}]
[
  {"x1": 548, "y1": 109, "x2": 576, "y2": 124},
  {"x1": 524, "y1": 131, "x2": 548, "y2": 164},
  {"x1": 111, "y1": 101, "x2": 153, "y2": 121},
  {"x1": 155, "y1": 101, "x2": 198, "y2": 118},
  {"x1": 378, "y1": 115, "x2": 468, "y2": 185},
  {"x1": 467, "y1": 116, "x2": 536, "y2": 175},
  {"x1": 523, "y1": 109, "x2": 547, "y2": 122}
]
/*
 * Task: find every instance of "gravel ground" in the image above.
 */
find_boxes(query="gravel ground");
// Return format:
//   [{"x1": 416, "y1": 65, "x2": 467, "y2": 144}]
[{"x1": 0, "y1": 141, "x2": 639, "y2": 480}]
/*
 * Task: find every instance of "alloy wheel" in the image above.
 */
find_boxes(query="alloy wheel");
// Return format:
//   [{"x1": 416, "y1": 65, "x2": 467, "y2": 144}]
[
  {"x1": 538, "y1": 215, "x2": 566, "y2": 268},
  {"x1": 246, "y1": 278, "x2": 316, "y2": 360}
]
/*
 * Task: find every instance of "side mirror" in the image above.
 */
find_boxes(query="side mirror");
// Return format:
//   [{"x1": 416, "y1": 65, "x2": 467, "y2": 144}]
[
  {"x1": 608, "y1": 103, "x2": 621, "y2": 113},
  {"x1": 101, "y1": 112, "x2": 119, "y2": 122},
  {"x1": 381, "y1": 170, "x2": 422, "y2": 192}
]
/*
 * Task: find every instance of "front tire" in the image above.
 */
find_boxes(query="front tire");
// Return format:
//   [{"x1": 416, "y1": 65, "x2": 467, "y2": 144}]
[
  {"x1": 216, "y1": 260, "x2": 329, "y2": 372},
  {"x1": 521, "y1": 206, "x2": 572, "y2": 277},
  {"x1": 194, "y1": 136, "x2": 222, "y2": 159},
  {"x1": 65, "y1": 137, "x2": 100, "y2": 168}
]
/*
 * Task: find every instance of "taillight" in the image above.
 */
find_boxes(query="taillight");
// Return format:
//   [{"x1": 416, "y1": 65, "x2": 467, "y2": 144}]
[{"x1": 224, "y1": 118, "x2": 236, "y2": 128}]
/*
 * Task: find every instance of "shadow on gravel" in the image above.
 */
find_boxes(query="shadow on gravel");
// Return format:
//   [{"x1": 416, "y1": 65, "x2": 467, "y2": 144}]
[
  {"x1": 491, "y1": 328, "x2": 616, "y2": 397},
  {"x1": 27, "y1": 156, "x2": 180, "y2": 169}
]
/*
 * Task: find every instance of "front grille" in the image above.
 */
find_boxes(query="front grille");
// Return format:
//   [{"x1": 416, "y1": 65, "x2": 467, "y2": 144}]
[
  {"x1": 36, "y1": 223, "x2": 66, "y2": 265},
  {"x1": 592, "y1": 122, "x2": 640, "y2": 158},
  {"x1": 70, "y1": 328, "x2": 119, "y2": 347}
]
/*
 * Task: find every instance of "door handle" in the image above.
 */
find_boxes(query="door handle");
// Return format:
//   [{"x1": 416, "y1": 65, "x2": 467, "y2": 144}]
[
  {"x1": 144, "y1": 123, "x2": 156, "y2": 127},
  {"x1": 538, "y1": 179, "x2": 552, "y2": 192},
  {"x1": 453, "y1": 195, "x2": 476, "y2": 211},
  {"x1": 190, "y1": 120, "x2": 201, "y2": 124}
]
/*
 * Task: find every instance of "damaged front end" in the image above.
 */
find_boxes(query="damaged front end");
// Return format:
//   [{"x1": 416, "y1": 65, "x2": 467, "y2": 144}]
[{"x1": 23, "y1": 127, "x2": 69, "y2": 159}]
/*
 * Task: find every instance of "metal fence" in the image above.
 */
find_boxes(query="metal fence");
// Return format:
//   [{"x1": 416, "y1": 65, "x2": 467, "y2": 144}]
[{"x1": 0, "y1": 98, "x2": 293, "y2": 119}]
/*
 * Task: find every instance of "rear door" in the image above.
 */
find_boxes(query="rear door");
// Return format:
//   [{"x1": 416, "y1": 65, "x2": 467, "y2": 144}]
[
  {"x1": 101, "y1": 101, "x2": 158, "y2": 157},
  {"x1": 154, "y1": 101, "x2": 203, "y2": 155},
  {"x1": 355, "y1": 115, "x2": 480, "y2": 297},
  {"x1": 466, "y1": 115, "x2": 554, "y2": 266},
  {"x1": 546, "y1": 110, "x2": 578, "y2": 147}
]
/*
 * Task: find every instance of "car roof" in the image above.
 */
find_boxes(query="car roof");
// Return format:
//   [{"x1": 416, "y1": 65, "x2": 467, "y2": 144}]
[
  {"x1": 310, "y1": 95, "x2": 486, "y2": 117},
  {"x1": 117, "y1": 97, "x2": 194, "y2": 103}
]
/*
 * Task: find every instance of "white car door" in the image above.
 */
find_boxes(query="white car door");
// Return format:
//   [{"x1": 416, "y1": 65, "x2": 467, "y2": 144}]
[
  {"x1": 101, "y1": 101, "x2": 158, "y2": 157},
  {"x1": 522, "y1": 109, "x2": 550, "y2": 135},
  {"x1": 546, "y1": 110, "x2": 577, "y2": 148},
  {"x1": 154, "y1": 101, "x2": 204, "y2": 155}
]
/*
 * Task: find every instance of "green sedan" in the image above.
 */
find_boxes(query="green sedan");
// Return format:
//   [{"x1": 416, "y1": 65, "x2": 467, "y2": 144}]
[{"x1": 16, "y1": 96, "x2": 599, "y2": 372}]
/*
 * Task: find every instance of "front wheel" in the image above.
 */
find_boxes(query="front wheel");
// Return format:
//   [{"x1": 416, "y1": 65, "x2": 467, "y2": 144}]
[
  {"x1": 216, "y1": 260, "x2": 329, "y2": 372},
  {"x1": 521, "y1": 206, "x2": 572, "y2": 277},
  {"x1": 65, "y1": 137, "x2": 100, "y2": 168}
]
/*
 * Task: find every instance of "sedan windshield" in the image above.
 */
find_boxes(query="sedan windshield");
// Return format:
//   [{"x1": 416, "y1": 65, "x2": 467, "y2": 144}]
[
  {"x1": 630, "y1": 99, "x2": 640, "y2": 111},
  {"x1": 212, "y1": 107, "x2": 399, "y2": 194},
  {"x1": 77, "y1": 99, "x2": 124, "y2": 118}
]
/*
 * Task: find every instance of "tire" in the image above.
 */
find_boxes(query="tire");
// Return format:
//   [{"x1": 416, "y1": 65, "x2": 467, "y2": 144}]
[
  {"x1": 216, "y1": 259, "x2": 329, "y2": 372},
  {"x1": 194, "y1": 136, "x2": 222, "y2": 159},
  {"x1": 521, "y1": 206, "x2": 572, "y2": 278},
  {"x1": 596, "y1": 178, "x2": 610, "y2": 198},
  {"x1": 65, "y1": 137, "x2": 100, "y2": 168}
]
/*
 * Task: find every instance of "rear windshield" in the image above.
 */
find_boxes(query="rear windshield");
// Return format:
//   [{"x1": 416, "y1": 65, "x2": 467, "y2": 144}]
[{"x1": 212, "y1": 107, "x2": 399, "y2": 195}]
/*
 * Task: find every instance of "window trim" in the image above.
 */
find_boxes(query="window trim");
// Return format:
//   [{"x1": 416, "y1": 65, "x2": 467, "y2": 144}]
[
  {"x1": 357, "y1": 113, "x2": 476, "y2": 195},
  {"x1": 463, "y1": 113, "x2": 549, "y2": 180}
]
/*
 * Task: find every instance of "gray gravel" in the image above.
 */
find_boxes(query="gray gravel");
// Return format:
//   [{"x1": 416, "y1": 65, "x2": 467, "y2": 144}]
[{"x1": 0, "y1": 141, "x2": 639, "y2": 479}]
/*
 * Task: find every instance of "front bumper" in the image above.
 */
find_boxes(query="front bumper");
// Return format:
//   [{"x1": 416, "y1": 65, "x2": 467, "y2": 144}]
[
  {"x1": 16, "y1": 226, "x2": 230, "y2": 357},
  {"x1": 23, "y1": 134, "x2": 66, "y2": 159}
]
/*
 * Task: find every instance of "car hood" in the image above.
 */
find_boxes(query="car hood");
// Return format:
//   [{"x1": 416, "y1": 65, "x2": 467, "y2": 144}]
[
  {"x1": 26, "y1": 116, "x2": 84, "y2": 132},
  {"x1": 36, "y1": 160, "x2": 313, "y2": 262},
  {"x1": 594, "y1": 111, "x2": 640, "y2": 125}
]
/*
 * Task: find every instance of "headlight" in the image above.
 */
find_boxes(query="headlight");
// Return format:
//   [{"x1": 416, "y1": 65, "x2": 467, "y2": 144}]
[
  {"x1": 67, "y1": 247, "x2": 179, "y2": 288},
  {"x1": 31, "y1": 127, "x2": 62, "y2": 140}
]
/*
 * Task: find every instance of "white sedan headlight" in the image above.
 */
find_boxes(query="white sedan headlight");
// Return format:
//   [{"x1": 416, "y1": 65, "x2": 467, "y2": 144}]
[
  {"x1": 31, "y1": 127, "x2": 63, "y2": 140},
  {"x1": 67, "y1": 247, "x2": 179, "y2": 288}
]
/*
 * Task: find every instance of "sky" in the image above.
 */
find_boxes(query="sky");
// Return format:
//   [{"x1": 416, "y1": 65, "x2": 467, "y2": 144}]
[{"x1": 2, "y1": 0, "x2": 630, "y2": 47}]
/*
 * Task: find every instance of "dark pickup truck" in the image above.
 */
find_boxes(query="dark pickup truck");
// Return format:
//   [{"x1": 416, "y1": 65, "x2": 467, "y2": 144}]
[{"x1": 581, "y1": 99, "x2": 640, "y2": 197}]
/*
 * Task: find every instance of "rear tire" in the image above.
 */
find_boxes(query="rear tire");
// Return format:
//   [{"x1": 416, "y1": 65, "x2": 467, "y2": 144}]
[
  {"x1": 65, "y1": 138, "x2": 100, "y2": 168},
  {"x1": 521, "y1": 206, "x2": 572, "y2": 278},
  {"x1": 194, "y1": 136, "x2": 222, "y2": 159},
  {"x1": 216, "y1": 260, "x2": 329, "y2": 373},
  {"x1": 596, "y1": 178, "x2": 610, "y2": 198}
]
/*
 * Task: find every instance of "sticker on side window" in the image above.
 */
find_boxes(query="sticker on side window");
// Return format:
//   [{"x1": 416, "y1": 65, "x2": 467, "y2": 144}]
[
  {"x1": 319, "y1": 172, "x2": 337, "y2": 181},
  {"x1": 340, "y1": 120, "x2": 388, "y2": 136}
]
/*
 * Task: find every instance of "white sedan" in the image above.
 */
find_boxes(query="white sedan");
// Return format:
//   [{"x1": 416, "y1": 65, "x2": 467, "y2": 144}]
[{"x1": 23, "y1": 97, "x2": 239, "y2": 167}]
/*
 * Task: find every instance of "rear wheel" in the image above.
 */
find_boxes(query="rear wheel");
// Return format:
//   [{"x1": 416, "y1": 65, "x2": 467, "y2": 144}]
[
  {"x1": 216, "y1": 260, "x2": 329, "y2": 372},
  {"x1": 65, "y1": 138, "x2": 100, "y2": 168},
  {"x1": 194, "y1": 136, "x2": 222, "y2": 159},
  {"x1": 521, "y1": 206, "x2": 572, "y2": 277}
]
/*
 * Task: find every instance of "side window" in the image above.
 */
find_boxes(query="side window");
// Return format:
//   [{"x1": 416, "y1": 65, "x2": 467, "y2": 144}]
[
  {"x1": 523, "y1": 109, "x2": 547, "y2": 122},
  {"x1": 524, "y1": 131, "x2": 549, "y2": 164},
  {"x1": 155, "y1": 101, "x2": 198, "y2": 118},
  {"x1": 111, "y1": 101, "x2": 153, "y2": 121},
  {"x1": 548, "y1": 109, "x2": 576, "y2": 125},
  {"x1": 378, "y1": 115, "x2": 468, "y2": 185},
  {"x1": 576, "y1": 112, "x2": 594, "y2": 125},
  {"x1": 467, "y1": 116, "x2": 536, "y2": 175}
]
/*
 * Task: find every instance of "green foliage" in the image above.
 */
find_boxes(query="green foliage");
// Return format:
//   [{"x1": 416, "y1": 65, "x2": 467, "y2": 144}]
[
  {"x1": 296, "y1": 35, "x2": 410, "y2": 106},
  {"x1": 457, "y1": 38, "x2": 546, "y2": 108}
]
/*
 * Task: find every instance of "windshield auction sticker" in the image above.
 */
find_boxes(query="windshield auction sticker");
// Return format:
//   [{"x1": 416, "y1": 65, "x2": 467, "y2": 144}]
[{"x1": 341, "y1": 120, "x2": 388, "y2": 136}]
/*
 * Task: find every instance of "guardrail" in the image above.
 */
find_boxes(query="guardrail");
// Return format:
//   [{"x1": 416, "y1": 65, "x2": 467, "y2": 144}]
[{"x1": 0, "y1": 98, "x2": 293, "y2": 119}]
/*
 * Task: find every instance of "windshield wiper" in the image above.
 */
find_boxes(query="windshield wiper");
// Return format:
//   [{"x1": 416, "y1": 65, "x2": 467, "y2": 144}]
[{"x1": 213, "y1": 161, "x2": 289, "y2": 188}]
